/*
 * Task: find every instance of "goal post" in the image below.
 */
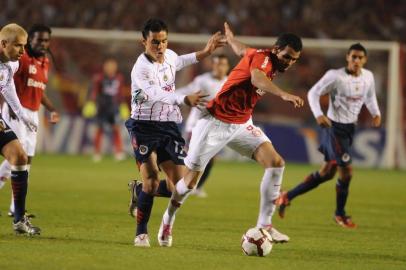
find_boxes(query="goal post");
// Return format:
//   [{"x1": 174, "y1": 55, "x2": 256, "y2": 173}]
[{"x1": 50, "y1": 28, "x2": 402, "y2": 169}]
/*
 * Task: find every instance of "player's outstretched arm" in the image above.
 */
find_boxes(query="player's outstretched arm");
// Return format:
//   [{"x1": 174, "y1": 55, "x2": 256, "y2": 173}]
[
  {"x1": 224, "y1": 22, "x2": 248, "y2": 57},
  {"x1": 251, "y1": 69, "x2": 304, "y2": 108},
  {"x1": 196, "y1": 32, "x2": 226, "y2": 61}
]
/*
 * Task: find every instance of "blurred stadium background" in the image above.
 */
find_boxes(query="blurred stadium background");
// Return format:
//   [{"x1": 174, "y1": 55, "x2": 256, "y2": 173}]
[{"x1": 2, "y1": 0, "x2": 406, "y2": 169}]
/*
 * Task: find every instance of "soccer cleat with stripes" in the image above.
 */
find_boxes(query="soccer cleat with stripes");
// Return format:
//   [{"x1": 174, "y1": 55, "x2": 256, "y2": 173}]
[
  {"x1": 13, "y1": 216, "x2": 41, "y2": 236},
  {"x1": 158, "y1": 221, "x2": 173, "y2": 247},
  {"x1": 263, "y1": 225, "x2": 290, "y2": 243},
  {"x1": 134, "y1": 233, "x2": 150, "y2": 247},
  {"x1": 334, "y1": 215, "x2": 357, "y2": 228},
  {"x1": 128, "y1": 180, "x2": 141, "y2": 217}
]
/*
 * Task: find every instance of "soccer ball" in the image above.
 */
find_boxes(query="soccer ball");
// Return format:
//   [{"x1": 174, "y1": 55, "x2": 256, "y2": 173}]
[{"x1": 241, "y1": 228, "x2": 273, "y2": 257}]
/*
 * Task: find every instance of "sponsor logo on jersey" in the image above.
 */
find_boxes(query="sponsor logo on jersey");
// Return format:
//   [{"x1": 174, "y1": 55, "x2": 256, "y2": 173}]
[
  {"x1": 139, "y1": 145, "x2": 149, "y2": 155},
  {"x1": 27, "y1": 78, "x2": 46, "y2": 90}
]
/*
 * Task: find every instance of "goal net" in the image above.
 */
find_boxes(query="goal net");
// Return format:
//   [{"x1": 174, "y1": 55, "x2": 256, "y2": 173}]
[{"x1": 37, "y1": 28, "x2": 403, "y2": 169}]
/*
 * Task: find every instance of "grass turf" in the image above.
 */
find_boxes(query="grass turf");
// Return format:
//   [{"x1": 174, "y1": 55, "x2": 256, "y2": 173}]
[{"x1": 0, "y1": 154, "x2": 405, "y2": 270}]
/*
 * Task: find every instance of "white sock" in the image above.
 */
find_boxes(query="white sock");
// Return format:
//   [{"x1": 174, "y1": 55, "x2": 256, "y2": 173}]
[
  {"x1": 256, "y1": 167, "x2": 285, "y2": 228},
  {"x1": 163, "y1": 178, "x2": 192, "y2": 225}
]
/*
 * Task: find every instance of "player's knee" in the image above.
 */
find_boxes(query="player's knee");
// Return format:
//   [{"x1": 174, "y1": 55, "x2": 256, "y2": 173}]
[
  {"x1": 12, "y1": 150, "x2": 28, "y2": 166},
  {"x1": 339, "y1": 166, "x2": 352, "y2": 182},
  {"x1": 271, "y1": 156, "x2": 285, "y2": 168}
]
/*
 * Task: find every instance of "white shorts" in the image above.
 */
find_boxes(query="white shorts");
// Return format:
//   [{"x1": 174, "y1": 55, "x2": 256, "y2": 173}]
[
  {"x1": 185, "y1": 114, "x2": 271, "y2": 171},
  {"x1": 2, "y1": 105, "x2": 38, "y2": 156}
]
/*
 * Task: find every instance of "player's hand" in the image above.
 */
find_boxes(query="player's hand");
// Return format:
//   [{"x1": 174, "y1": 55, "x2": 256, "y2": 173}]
[
  {"x1": 184, "y1": 91, "x2": 209, "y2": 107},
  {"x1": 203, "y1": 31, "x2": 227, "y2": 55},
  {"x1": 316, "y1": 115, "x2": 332, "y2": 128},
  {"x1": 372, "y1": 115, "x2": 381, "y2": 127},
  {"x1": 7, "y1": 105, "x2": 18, "y2": 120},
  {"x1": 281, "y1": 93, "x2": 304, "y2": 108},
  {"x1": 21, "y1": 114, "x2": 38, "y2": 132},
  {"x1": 224, "y1": 22, "x2": 234, "y2": 43},
  {"x1": 49, "y1": 111, "x2": 60, "y2": 124}
]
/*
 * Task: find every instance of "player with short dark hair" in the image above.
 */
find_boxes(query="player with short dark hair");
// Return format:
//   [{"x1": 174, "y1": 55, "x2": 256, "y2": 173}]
[
  {"x1": 278, "y1": 43, "x2": 381, "y2": 228},
  {"x1": 127, "y1": 18, "x2": 225, "y2": 247},
  {"x1": 0, "y1": 24, "x2": 59, "y2": 218},
  {"x1": 158, "y1": 22, "x2": 304, "y2": 247},
  {"x1": 0, "y1": 23, "x2": 40, "y2": 235}
]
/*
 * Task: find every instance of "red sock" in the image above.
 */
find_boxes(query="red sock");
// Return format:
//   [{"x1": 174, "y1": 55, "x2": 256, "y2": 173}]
[
  {"x1": 94, "y1": 128, "x2": 103, "y2": 154},
  {"x1": 112, "y1": 126, "x2": 123, "y2": 154}
]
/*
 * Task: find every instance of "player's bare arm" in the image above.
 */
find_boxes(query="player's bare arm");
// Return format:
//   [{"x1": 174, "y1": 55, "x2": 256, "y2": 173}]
[
  {"x1": 195, "y1": 32, "x2": 226, "y2": 61},
  {"x1": 224, "y1": 22, "x2": 248, "y2": 57},
  {"x1": 184, "y1": 90, "x2": 209, "y2": 107},
  {"x1": 251, "y1": 68, "x2": 304, "y2": 108},
  {"x1": 316, "y1": 115, "x2": 332, "y2": 128},
  {"x1": 41, "y1": 94, "x2": 59, "y2": 123}
]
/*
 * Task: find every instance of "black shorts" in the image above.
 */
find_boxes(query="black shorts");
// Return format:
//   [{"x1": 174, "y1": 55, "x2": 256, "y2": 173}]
[
  {"x1": 125, "y1": 119, "x2": 187, "y2": 166},
  {"x1": 0, "y1": 115, "x2": 18, "y2": 152},
  {"x1": 318, "y1": 121, "x2": 355, "y2": 167},
  {"x1": 96, "y1": 106, "x2": 119, "y2": 126}
]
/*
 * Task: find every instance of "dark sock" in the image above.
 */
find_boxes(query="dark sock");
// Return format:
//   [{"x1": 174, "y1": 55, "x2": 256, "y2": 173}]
[
  {"x1": 287, "y1": 171, "x2": 331, "y2": 201},
  {"x1": 197, "y1": 159, "x2": 214, "y2": 189},
  {"x1": 335, "y1": 179, "x2": 350, "y2": 216},
  {"x1": 136, "y1": 191, "x2": 154, "y2": 235},
  {"x1": 156, "y1": 180, "x2": 172, "y2": 197},
  {"x1": 11, "y1": 170, "x2": 28, "y2": 223}
]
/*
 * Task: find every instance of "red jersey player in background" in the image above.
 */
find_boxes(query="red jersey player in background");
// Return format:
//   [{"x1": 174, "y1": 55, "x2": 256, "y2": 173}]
[
  {"x1": 157, "y1": 23, "x2": 304, "y2": 247},
  {"x1": 89, "y1": 57, "x2": 126, "y2": 162},
  {"x1": 0, "y1": 24, "x2": 59, "y2": 218}
]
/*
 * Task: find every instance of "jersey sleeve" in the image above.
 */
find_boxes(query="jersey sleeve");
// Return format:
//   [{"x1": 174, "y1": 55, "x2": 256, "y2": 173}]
[
  {"x1": 176, "y1": 52, "x2": 198, "y2": 71},
  {"x1": 248, "y1": 49, "x2": 272, "y2": 74},
  {"x1": 307, "y1": 70, "x2": 337, "y2": 118},
  {"x1": 132, "y1": 63, "x2": 185, "y2": 105},
  {"x1": 364, "y1": 74, "x2": 381, "y2": 117},
  {"x1": 0, "y1": 63, "x2": 27, "y2": 121}
]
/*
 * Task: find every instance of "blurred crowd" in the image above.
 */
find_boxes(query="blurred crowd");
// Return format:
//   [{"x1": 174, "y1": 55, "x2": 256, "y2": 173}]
[{"x1": 3, "y1": 0, "x2": 406, "y2": 41}]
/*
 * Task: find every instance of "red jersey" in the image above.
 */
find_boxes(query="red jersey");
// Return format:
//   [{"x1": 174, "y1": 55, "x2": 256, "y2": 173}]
[
  {"x1": 13, "y1": 52, "x2": 50, "y2": 111},
  {"x1": 207, "y1": 48, "x2": 276, "y2": 124}
]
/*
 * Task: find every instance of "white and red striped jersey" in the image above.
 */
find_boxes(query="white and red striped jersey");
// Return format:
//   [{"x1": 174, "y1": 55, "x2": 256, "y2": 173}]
[
  {"x1": 308, "y1": 67, "x2": 381, "y2": 124},
  {"x1": 130, "y1": 49, "x2": 197, "y2": 123},
  {"x1": 177, "y1": 72, "x2": 227, "y2": 132}
]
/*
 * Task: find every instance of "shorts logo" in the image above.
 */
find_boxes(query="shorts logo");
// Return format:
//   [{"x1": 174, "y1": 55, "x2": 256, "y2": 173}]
[
  {"x1": 139, "y1": 145, "x2": 149, "y2": 155},
  {"x1": 252, "y1": 129, "x2": 262, "y2": 137},
  {"x1": 341, "y1": 153, "x2": 351, "y2": 162}
]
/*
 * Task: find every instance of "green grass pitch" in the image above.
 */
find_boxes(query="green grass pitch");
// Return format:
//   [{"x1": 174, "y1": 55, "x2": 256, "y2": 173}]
[{"x1": 0, "y1": 154, "x2": 405, "y2": 270}]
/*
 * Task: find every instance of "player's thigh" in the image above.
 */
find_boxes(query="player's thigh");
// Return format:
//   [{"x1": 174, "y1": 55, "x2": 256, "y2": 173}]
[
  {"x1": 319, "y1": 161, "x2": 337, "y2": 179},
  {"x1": 1, "y1": 139, "x2": 28, "y2": 166},
  {"x1": 160, "y1": 160, "x2": 185, "y2": 187},
  {"x1": 185, "y1": 116, "x2": 229, "y2": 172}
]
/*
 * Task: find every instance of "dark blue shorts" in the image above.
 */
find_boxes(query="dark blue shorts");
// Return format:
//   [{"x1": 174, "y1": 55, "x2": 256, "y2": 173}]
[
  {"x1": 125, "y1": 119, "x2": 186, "y2": 166},
  {"x1": 0, "y1": 115, "x2": 18, "y2": 152},
  {"x1": 318, "y1": 121, "x2": 355, "y2": 167}
]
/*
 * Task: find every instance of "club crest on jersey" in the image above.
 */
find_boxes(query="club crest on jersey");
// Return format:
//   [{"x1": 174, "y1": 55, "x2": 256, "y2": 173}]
[
  {"x1": 139, "y1": 145, "x2": 149, "y2": 155},
  {"x1": 341, "y1": 153, "x2": 351, "y2": 162}
]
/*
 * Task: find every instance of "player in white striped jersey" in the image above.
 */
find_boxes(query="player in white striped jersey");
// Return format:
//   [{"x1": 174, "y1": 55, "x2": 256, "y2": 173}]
[
  {"x1": 177, "y1": 54, "x2": 229, "y2": 197},
  {"x1": 278, "y1": 43, "x2": 381, "y2": 228},
  {"x1": 125, "y1": 18, "x2": 225, "y2": 247},
  {"x1": 0, "y1": 23, "x2": 39, "y2": 235}
]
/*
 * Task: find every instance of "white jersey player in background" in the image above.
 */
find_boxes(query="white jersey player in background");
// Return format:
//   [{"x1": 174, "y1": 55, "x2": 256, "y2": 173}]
[
  {"x1": 125, "y1": 18, "x2": 225, "y2": 247},
  {"x1": 0, "y1": 23, "x2": 40, "y2": 234},
  {"x1": 278, "y1": 43, "x2": 381, "y2": 228},
  {"x1": 177, "y1": 54, "x2": 229, "y2": 197}
]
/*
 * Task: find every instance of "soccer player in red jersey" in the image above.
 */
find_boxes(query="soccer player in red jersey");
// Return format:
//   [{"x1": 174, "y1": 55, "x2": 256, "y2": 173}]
[
  {"x1": 158, "y1": 23, "x2": 304, "y2": 246},
  {"x1": 0, "y1": 24, "x2": 59, "y2": 218}
]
